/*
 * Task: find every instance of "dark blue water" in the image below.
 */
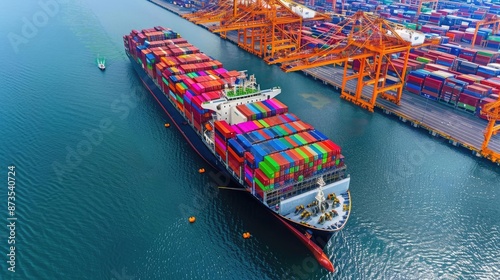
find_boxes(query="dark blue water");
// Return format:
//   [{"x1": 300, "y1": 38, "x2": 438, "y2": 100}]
[{"x1": 1, "y1": 0, "x2": 499, "y2": 279}]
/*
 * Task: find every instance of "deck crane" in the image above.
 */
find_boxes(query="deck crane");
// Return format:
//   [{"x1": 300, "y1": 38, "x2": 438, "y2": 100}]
[
  {"x1": 182, "y1": 0, "x2": 330, "y2": 59},
  {"x1": 481, "y1": 97, "x2": 500, "y2": 164},
  {"x1": 267, "y1": 11, "x2": 417, "y2": 112}
]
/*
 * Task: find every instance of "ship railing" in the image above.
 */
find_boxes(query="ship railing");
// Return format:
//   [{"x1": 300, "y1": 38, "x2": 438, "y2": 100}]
[
  {"x1": 223, "y1": 87, "x2": 280, "y2": 101},
  {"x1": 214, "y1": 154, "x2": 241, "y2": 182},
  {"x1": 203, "y1": 131, "x2": 215, "y2": 147},
  {"x1": 264, "y1": 166, "x2": 347, "y2": 207}
]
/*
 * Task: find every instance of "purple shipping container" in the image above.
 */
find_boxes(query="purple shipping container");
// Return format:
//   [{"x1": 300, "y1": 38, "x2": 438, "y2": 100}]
[{"x1": 232, "y1": 125, "x2": 243, "y2": 135}]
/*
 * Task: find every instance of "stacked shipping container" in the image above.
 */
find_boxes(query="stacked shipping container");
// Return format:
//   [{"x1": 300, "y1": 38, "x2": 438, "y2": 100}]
[
  {"x1": 215, "y1": 114, "x2": 344, "y2": 198},
  {"x1": 124, "y1": 27, "x2": 346, "y2": 200}
]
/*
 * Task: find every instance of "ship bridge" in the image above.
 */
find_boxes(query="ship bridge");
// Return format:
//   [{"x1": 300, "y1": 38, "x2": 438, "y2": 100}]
[{"x1": 201, "y1": 74, "x2": 281, "y2": 125}]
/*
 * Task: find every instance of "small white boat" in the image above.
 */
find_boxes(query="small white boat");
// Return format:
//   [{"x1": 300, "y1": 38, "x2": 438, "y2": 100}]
[{"x1": 97, "y1": 57, "x2": 106, "y2": 71}]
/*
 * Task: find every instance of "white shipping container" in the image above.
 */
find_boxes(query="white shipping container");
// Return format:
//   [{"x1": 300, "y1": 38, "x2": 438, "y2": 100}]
[
  {"x1": 487, "y1": 63, "x2": 500, "y2": 69},
  {"x1": 279, "y1": 0, "x2": 316, "y2": 19},
  {"x1": 230, "y1": 107, "x2": 248, "y2": 125},
  {"x1": 391, "y1": 29, "x2": 426, "y2": 46}
]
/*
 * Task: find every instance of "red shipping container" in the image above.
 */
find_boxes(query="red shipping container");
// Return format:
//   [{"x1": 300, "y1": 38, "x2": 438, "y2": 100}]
[
  {"x1": 284, "y1": 150, "x2": 300, "y2": 167},
  {"x1": 272, "y1": 153, "x2": 290, "y2": 170},
  {"x1": 424, "y1": 77, "x2": 444, "y2": 88},
  {"x1": 289, "y1": 149, "x2": 305, "y2": 166},
  {"x1": 407, "y1": 87, "x2": 421, "y2": 95},
  {"x1": 255, "y1": 169, "x2": 270, "y2": 185},
  {"x1": 322, "y1": 140, "x2": 341, "y2": 155},
  {"x1": 480, "y1": 79, "x2": 500, "y2": 90},
  {"x1": 244, "y1": 152, "x2": 255, "y2": 165},
  {"x1": 228, "y1": 147, "x2": 243, "y2": 164},
  {"x1": 298, "y1": 146, "x2": 314, "y2": 162},
  {"x1": 477, "y1": 97, "x2": 497, "y2": 119},
  {"x1": 407, "y1": 75, "x2": 425, "y2": 85},
  {"x1": 284, "y1": 136, "x2": 299, "y2": 148},
  {"x1": 458, "y1": 93, "x2": 480, "y2": 107}
]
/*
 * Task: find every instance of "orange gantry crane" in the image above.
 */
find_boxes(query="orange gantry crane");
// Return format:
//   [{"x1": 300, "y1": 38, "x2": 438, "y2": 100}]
[
  {"x1": 182, "y1": 1, "x2": 232, "y2": 24},
  {"x1": 267, "y1": 11, "x2": 414, "y2": 112},
  {"x1": 331, "y1": 0, "x2": 346, "y2": 14},
  {"x1": 183, "y1": 0, "x2": 329, "y2": 59},
  {"x1": 400, "y1": 0, "x2": 438, "y2": 22},
  {"x1": 481, "y1": 97, "x2": 500, "y2": 164},
  {"x1": 470, "y1": 14, "x2": 500, "y2": 49}
]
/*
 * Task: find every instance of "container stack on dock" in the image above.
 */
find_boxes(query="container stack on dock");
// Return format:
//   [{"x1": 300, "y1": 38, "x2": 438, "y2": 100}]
[
  {"x1": 296, "y1": 1, "x2": 500, "y2": 117},
  {"x1": 392, "y1": 40, "x2": 500, "y2": 115},
  {"x1": 405, "y1": 58, "x2": 500, "y2": 112}
]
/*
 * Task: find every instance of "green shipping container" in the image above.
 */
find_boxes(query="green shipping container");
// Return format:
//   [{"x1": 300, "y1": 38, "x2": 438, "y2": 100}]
[
  {"x1": 255, "y1": 178, "x2": 267, "y2": 191},
  {"x1": 259, "y1": 160, "x2": 276, "y2": 178},
  {"x1": 405, "y1": 23, "x2": 417, "y2": 30},
  {"x1": 477, "y1": 51, "x2": 494, "y2": 57},
  {"x1": 295, "y1": 148, "x2": 309, "y2": 163},
  {"x1": 176, "y1": 94, "x2": 183, "y2": 104},
  {"x1": 275, "y1": 126, "x2": 286, "y2": 136},
  {"x1": 264, "y1": 156, "x2": 280, "y2": 172},
  {"x1": 488, "y1": 36, "x2": 500, "y2": 42},
  {"x1": 304, "y1": 146, "x2": 319, "y2": 161},
  {"x1": 416, "y1": 57, "x2": 431, "y2": 63},
  {"x1": 312, "y1": 143, "x2": 327, "y2": 159},
  {"x1": 253, "y1": 103, "x2": 267, "y2": 115},
  {"x1": 457, "y1": 102, "x2": 476, "y2": 112},
  {"x1": 293, "y1": 135, "x2": 307, "y2": 145},
  {"x1": 258, "y1": 119, "x2": 270, "y2": 128},
  {"x1": 279, "y1": 138, "x2": 294, "y2": 149}
]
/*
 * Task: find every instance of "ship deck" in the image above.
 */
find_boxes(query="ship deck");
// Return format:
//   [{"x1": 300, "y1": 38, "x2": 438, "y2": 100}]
[{"x1": 281, "y1": 191, "x2": 350, "y2": 231}]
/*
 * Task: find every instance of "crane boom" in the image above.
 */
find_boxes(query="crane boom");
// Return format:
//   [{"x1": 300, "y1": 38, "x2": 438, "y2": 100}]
[{"x1": 481, "y1": 97, "x2": 500, "y2": 163}]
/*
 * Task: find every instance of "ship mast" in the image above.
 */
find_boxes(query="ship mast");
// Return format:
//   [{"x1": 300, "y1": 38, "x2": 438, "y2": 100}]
[{"x1": 316, "y1": 177, "x2": 326, "y2": 213}]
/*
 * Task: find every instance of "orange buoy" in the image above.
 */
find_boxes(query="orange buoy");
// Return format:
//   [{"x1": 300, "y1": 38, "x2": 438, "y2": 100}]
[
  {"x1": 242, "y1": 232, "x2": 251, "y2": 239},
  {"x1": 188, "y1": 216, "x2": 196, "y2": 223},
  {"x1": 164, "y1": 123, "x2": 170, "y2": 128},
  {"x1": 198, "y1": 168, "x2": 205, "y2": 173}
]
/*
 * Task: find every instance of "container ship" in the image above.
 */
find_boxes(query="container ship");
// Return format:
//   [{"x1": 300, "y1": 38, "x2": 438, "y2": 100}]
[{"x1": 123, "y1": 27, "x2": 351, "y2": 272}]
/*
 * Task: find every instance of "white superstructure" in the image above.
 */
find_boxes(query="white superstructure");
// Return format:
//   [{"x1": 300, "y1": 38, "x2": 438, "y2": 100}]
[{"x1": 201, "y1": 72, "x2": 281, "y2": 125}]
